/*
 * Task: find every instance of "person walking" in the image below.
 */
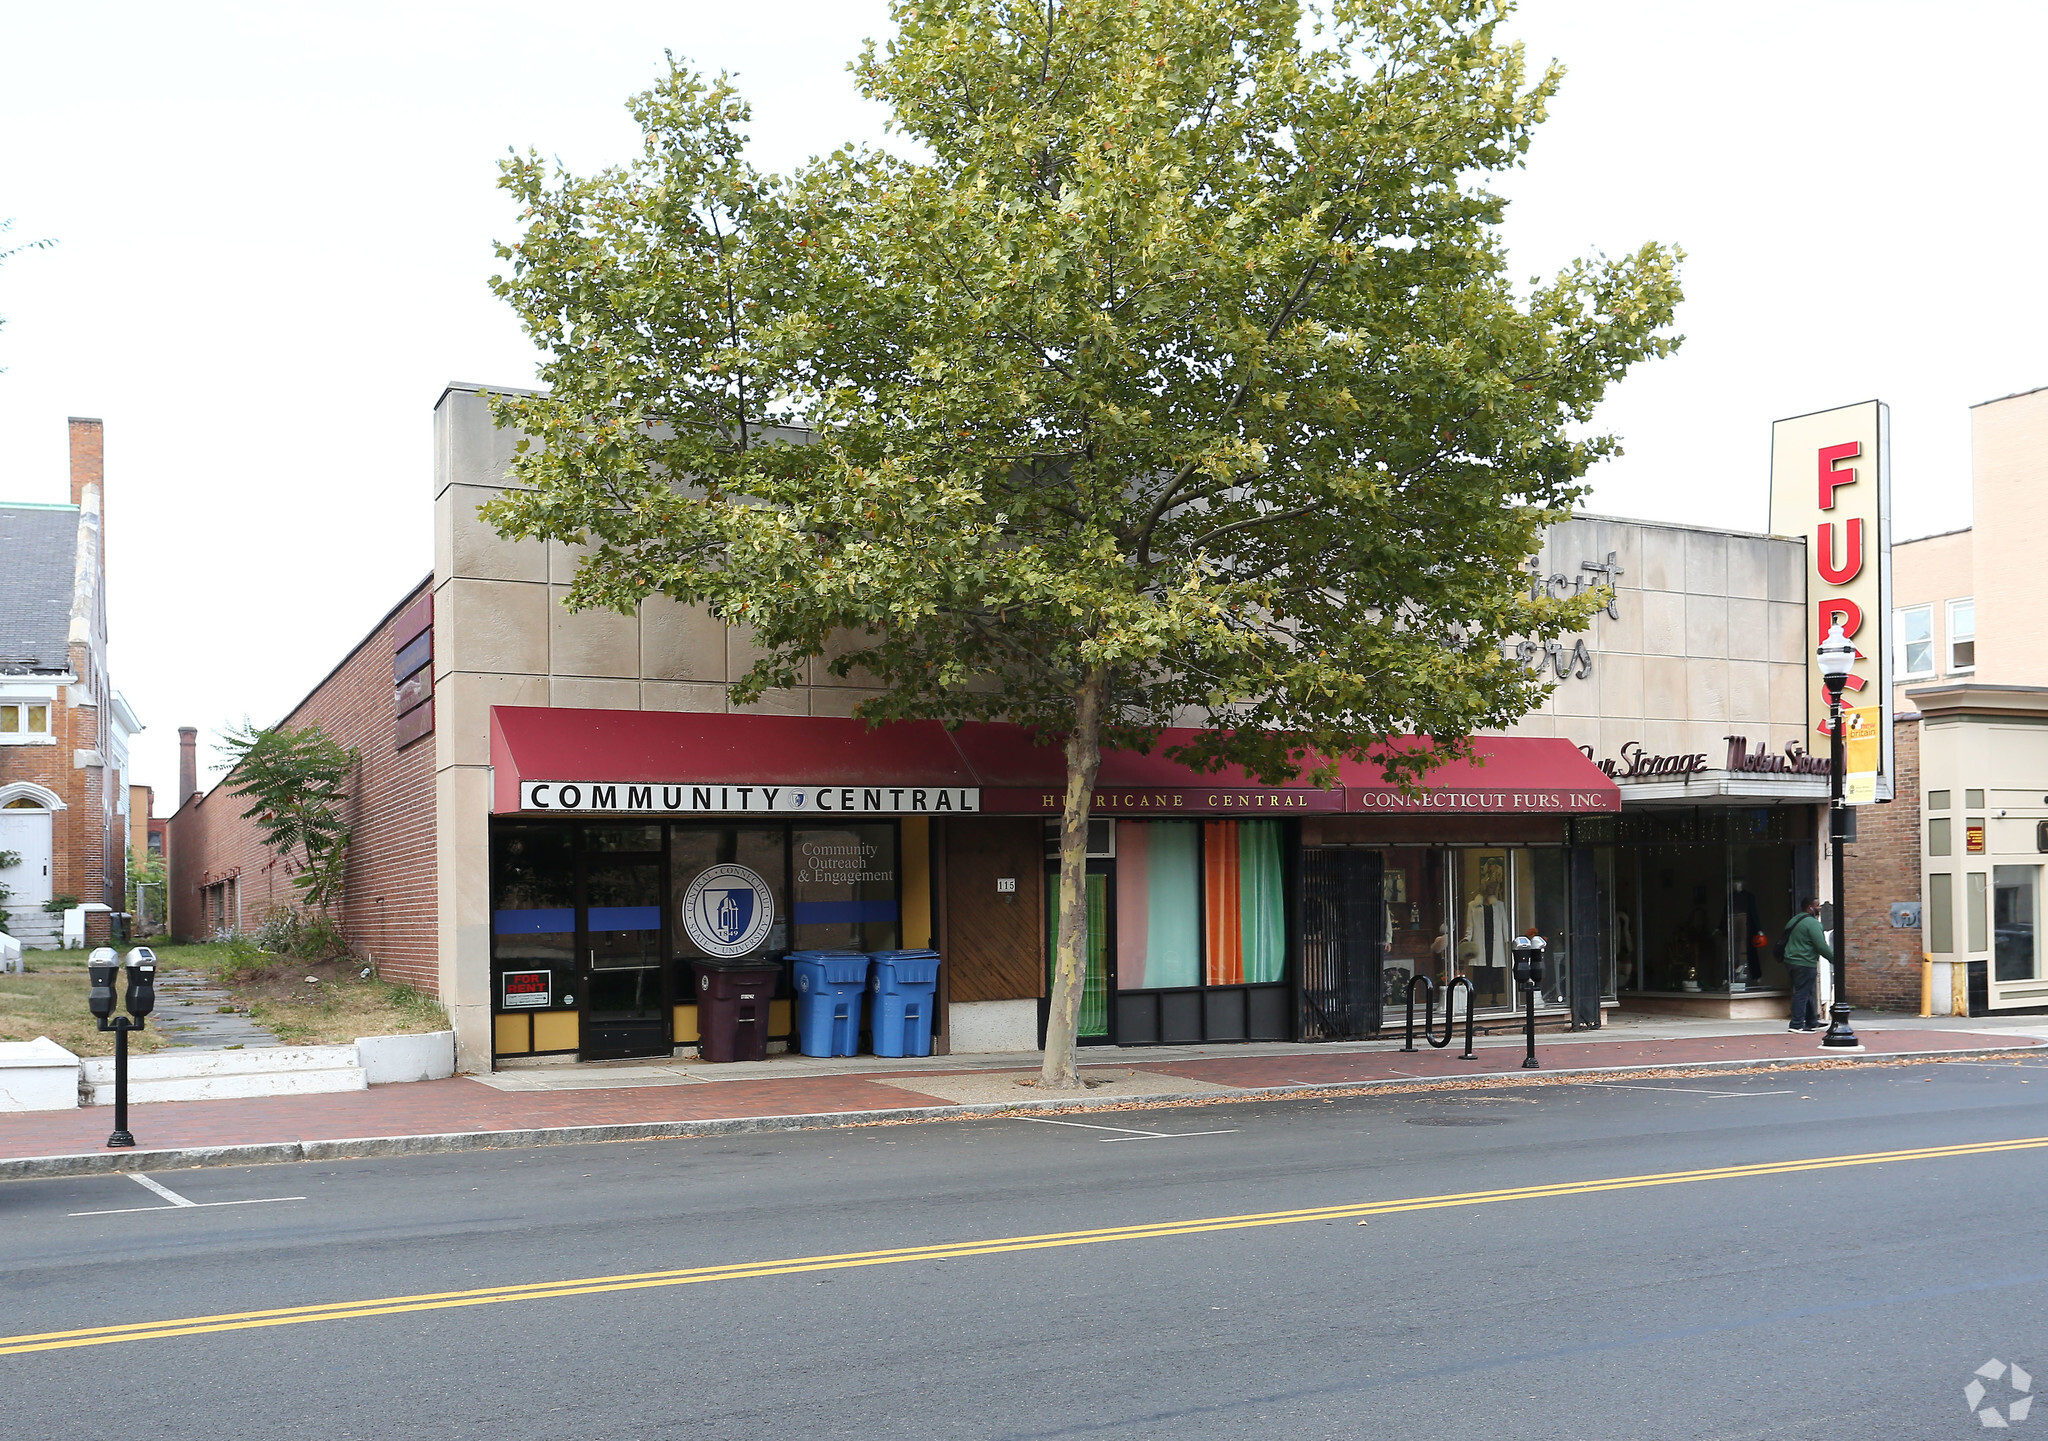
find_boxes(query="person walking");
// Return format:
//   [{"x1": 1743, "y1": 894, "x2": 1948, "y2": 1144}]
[{"x1": 1782, "y1": 898, "x2": 1833, "y2": 1032}]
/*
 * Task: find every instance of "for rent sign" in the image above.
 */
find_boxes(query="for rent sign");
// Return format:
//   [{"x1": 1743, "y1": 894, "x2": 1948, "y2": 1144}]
[{"x1": 1769, "y1": 400, "x2": 1893, "y2": 804}]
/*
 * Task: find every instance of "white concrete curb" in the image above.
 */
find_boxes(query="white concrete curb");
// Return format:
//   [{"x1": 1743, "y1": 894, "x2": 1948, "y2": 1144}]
[
  {"x1": 356, "y1": 1031, "x2": 456, "y2": 1085},
  {"x1": 0, "y1": 1037, "x2": 82, "y2": 1112},
  {"x1": 81, "y1": 1045, "x2": 366, "y2": 1106}
]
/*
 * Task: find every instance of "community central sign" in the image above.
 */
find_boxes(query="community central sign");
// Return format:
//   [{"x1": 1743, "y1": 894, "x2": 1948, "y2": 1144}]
[{"x1": 518, "y1": 781, "x2": 980, "y2": 814}]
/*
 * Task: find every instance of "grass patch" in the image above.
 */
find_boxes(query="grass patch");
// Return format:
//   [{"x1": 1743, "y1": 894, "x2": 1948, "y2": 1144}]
[
  {"x1": 0, "y1": 942, "x2": 447, "y2": 1056},
  {"x1": 0, "y1": 950, "x2": 177, "y2": 1058}
]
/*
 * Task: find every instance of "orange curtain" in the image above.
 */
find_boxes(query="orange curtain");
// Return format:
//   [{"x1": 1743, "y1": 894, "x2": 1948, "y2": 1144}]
[{"x1": 1204, "y1": 821, "x2": 1243, "y2": 984}]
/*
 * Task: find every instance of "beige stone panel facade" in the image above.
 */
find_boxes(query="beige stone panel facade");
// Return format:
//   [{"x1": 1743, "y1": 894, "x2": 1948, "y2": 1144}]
[
  {"x1": 640, "y1": 596, "x2": 726, "y2": 681},
  {"x1": 550, "y1": 586, "x2": 639, "y2": 678},
  {"x1": 809, "y1": 686, "x2": 891, "y2": 718},
  {"x1": 1552, "y1": 677, "x2": 1600, "y2": 719},
  {"x1": 1686, "y1": 660, "x2": 1731, "y2": 723},
  {"x1": 1767, "y1": 540, "x2": 1805, "y2": 604},
  {"x1": 811, "y1": 628, "x2": 885, "y2": 689},
  {"x1": 1725, "y1": 599, "x2": 1770, "y2": 663},
  {"x1": 439, "y1": 578, "x2": 549, "y2": 678},
  {"x1": 436, "y1": 762, "x2": 494, "y2": 1073},
  {"x1": 1497, "y1": 713, "x2": 1557, "y2": 738},
  {"x1": 1592, "y1": 596, "x2": 1641, "y2": 656},
  {"x1": 641, "y1": 680, "x2": 729, "y2": 712},
  {"x1": 1639, "y1": 718, "x2": 1690, "y2": 759},
  {"x1": 727, "y1": 623, "x2": 781, "y2": 686},
  {"x1": 1642, "y1": 655, "x2": 1687, "y2": 720},
  {"x1": 732, "y1": 687, "x2": 812, "y2": 716},
  {"x1": 1597, "y1": 651, "x2": 1644, "y2": 720},
  {"x1": 1596, "y1": 718, "x2": 1639, "y2": 760},
  {"x1": 1640, "y1": 590, "x2": 1684, "y2": 659},
  {"x1": 1684, "y1": 530, "x2": 1728, "y2": 597},
  {"x1": 1553, "y1": 716, "x2": 1598, "y2": 754},
  {"x1": 436, "y1": 672, "x2": 550, "y2": 768},
  {"x1": 1639, "y1": 527, "x2": 1684, "y2": 592},
  {"x1": 551, "y1": 677, "x2": 641, "y2": 711},
  {"x1": 435, "y1": 384, "x2": 532, "y2": 497},
  {"x1": 1726, "y1": 536, "x2": 1771, "y2": 601},
  {"x1": 548, "y1": 538, "x2": 595, "y2": 587},
  {"x1": 1767, "y1": 601, "x2": 1807, "y2": 665},
  {"x1": 441, "y1": 484, "x2": 545, "y2": 584},
  {"x1": 1728, "y1": 661, "x2": 1770, "y2": 724},
  {"x1": 1684, "y1": 596, "x2": 1728, "y2": 658},
  {"x1": 1769, "y1": 663, "x2": 1809, "y2": 727},
  {"x1": 1767, "y1": 723, "x2": 1808, "y2": 758}
]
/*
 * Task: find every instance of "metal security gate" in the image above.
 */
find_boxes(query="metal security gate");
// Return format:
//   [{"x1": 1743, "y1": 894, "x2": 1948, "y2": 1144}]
[{"x1": 1299, "y1": 847, "x2": 1383, "y2": 1040}]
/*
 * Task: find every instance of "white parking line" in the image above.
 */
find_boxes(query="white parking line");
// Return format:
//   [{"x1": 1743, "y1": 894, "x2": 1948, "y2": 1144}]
[
  {"x1": 1012, "y1": 1116, "x2": 1238, "y2": 1142},
  {"x1": 67, "y1": 1173, "x2": 306, "y2": 1218}
]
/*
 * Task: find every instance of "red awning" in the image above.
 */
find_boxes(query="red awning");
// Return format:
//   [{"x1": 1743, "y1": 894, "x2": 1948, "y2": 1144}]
[{"x1": 488, "y1": 708, "x2": 1618, "y2": 816}]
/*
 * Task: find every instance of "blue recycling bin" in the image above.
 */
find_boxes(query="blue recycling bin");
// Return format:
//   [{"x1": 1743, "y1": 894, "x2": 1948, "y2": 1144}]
[
  {"x1": 790, "y1": 950, "x2": 871, "y2": 1058},
  {"x1": 867, "y1": 949, "x2": 941, "y2": 1058}
]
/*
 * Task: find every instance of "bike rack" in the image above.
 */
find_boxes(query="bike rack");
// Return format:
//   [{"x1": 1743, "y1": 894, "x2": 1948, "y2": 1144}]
[{"x1": 1401, "y1": 973, "x2": 1477, "y2": 1059}]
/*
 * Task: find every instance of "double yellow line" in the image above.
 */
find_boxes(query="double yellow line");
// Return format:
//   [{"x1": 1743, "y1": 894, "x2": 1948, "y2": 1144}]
[{"x1": 10, "y1": 1132, "x2": 2046, "y2": 1357}]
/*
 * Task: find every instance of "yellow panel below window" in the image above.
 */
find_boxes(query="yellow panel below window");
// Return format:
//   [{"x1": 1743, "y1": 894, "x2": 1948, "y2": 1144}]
[
  {"x1": 532, "y1": 1010, "x2": 580, "y2": 1053},
  {"x1": 770, "y1": 998, "x2": 792, "y2": 1037},
  {"x1": 672, "y1": 1004, "x2": 699, "y2": 1043},
  {"x1": 493, "y1": 1013, "x2": 531, "y2": 1055}
]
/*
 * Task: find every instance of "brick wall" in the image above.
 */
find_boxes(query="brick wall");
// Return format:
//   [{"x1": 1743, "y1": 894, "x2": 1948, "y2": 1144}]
[
  {"x1": 1842, "y1": 714, "x2": 1923, "y2": 1011},
  {"x1": 168, "y1": 581, "x2": 439, "y2": 991}
]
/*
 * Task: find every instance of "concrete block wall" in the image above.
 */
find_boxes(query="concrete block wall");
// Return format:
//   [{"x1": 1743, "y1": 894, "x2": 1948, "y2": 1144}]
[
  {"x1": 168, "y1": 581, "x2": 438, "y2": 991},
  {"x1": 1500, "y1": 515, "x2": 1812, "y2": 765},
  {"x1": 1841, "y1": 716, "x2": 1924, "y2": 1011}
]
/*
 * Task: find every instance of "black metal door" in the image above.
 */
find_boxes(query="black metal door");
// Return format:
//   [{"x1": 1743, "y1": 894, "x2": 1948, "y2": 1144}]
[{"x1": 1299, "y1": 847, "x2": 1383, "y2": 1040}]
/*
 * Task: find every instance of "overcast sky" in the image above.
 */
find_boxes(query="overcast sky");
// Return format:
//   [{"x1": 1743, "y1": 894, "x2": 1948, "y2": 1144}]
[{"x1": 2, "y1": 1, "x2": 2042, "y2": 806}]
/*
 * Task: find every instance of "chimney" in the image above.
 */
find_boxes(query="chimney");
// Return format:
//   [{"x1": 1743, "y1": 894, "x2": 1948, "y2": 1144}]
[
  {"x1": 69, "y1": 416, "x2": 104, "y2": 560},
  {"x1": 179, "y1": 726, "x2": 198, "y2": 803}
]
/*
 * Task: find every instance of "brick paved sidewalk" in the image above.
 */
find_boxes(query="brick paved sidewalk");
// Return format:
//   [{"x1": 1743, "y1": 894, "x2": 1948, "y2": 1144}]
[{"x1": 3, "y1": 1022, "x2": 2035, "y2": 1178}]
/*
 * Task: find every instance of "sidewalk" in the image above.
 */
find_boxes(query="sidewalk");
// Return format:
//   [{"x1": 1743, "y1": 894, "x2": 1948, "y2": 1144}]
[{"x1": 5, "y1": 1015, "x2": 2042, "y2": 1179}]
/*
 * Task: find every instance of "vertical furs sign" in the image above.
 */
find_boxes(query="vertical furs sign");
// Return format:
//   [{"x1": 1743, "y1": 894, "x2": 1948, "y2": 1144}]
[{"x1": 1769, "y1": 400, "x2": 1893, "y2": 804}]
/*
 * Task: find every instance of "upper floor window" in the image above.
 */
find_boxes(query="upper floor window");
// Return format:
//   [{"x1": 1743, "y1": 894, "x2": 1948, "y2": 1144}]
[
  {"x1": 1948, "y1": 598, "x2": 1976, "y2": 672},
  {"x1": 1896, "y1": 605, "x2": 1934, "y2": 678},
  {"x1": 0, "y1": 703, "x2": 51, "y2": 740}
]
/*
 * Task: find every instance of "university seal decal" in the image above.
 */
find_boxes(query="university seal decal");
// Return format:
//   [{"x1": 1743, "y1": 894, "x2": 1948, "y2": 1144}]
[{"x1": 681, "y1": 863, "x2": 776, "y2": 958}]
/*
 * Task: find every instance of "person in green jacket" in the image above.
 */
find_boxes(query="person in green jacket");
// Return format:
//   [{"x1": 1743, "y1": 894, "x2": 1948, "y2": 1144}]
[{"x1": 1783, "y1": 898, "x2": 1834, "y2": 1031}]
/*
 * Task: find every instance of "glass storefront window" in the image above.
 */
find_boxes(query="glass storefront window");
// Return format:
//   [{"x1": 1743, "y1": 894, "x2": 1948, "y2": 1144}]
[
  {"x1": 1730, "y1": 848, "x2": 1795, "y2": 992},
  {"x1": 1994, "y1": 866, "x2": 2040, "y2": 983},
  {"x1": 672, "y1": 827, "x2": 790, "y2": 959},
  {"x1": 1380, "y1": 847, "x2": 1448, "y2": 1000},
  {"x1": 1638, "y1": 845, "x2": 1728, "y2": 993},
  {"x1": 1455, "y1": 849, "x2": 1512, "y2": 1007},
  {"x1": 491, "y1": 824, "x2": 576, "y2": 997},
  {"x1": 1115, "y1": 821, "x2": 1201, "y2": 989},
  {"x1": 793, "y1": 825, "x2": 900, "y2": 952},
  {"x1": 1515, "y1": 848, "x2": 1570, "y2": 1007}
]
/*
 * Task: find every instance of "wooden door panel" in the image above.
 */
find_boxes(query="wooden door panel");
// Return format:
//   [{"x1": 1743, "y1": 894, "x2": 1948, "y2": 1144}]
[{"x1": 944, "y1": 819, "x2": 1043, "y2": 1001}]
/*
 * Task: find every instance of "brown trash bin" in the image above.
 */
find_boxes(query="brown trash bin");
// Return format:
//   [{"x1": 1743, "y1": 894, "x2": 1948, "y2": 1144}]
[{"x1": 691, "y1": 958, "x2": 784, "y2": 1063}]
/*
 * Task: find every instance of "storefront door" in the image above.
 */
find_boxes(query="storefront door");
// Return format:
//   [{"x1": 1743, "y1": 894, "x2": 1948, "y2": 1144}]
[
  {"x1": 1042, "y1": 861, "x2": 1115, "y2": 1045},
  {"x1": 582, "y1": 853, "x2": 668, "y2": 1060},
  {"x1": 1299, "y1": 847, "x2": 1383, "y2": 1039}
]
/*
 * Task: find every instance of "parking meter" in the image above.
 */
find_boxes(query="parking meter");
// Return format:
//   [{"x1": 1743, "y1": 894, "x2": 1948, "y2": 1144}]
[
  {"x1": 1511, "y1": 934, "x2": 1547, "y2": 992},
  {"x1": 87, "y1": 947, "x2": 119, "y2": 1020},
  {"x1": 124, "y1": 946, "x2": 157, "y2": 1019}
]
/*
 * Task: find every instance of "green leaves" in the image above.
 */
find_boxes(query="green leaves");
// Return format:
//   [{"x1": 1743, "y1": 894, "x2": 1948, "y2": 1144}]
[
  {"x1": 485, "y1": 0, "x2": 1681, "y2": 783},
  {"x1": 217, "y1": 722, "x2": 360, "y2": 914}
]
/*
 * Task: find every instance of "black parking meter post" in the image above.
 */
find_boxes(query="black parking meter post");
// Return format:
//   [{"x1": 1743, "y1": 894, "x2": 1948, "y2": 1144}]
[
  {"x1": 1511, "y1": 935, "x2": 1545, "y2": 1070},
  {"x1": 90, "y1": 947, "x2": 155, "y2": 1149}
]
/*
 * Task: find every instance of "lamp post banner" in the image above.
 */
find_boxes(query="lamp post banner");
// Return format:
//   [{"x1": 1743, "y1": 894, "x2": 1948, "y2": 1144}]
[{"x1": 1769, "y1": 400, "x2": 1893, "y2": 803}]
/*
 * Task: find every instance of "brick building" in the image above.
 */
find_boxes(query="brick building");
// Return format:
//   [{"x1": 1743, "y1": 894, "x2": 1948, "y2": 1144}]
[
  {"x1": 165, "y1": 383, "x2": 1887, "y2": 1074},
  {"x1": 167, "y1": 581, "x2": 436, "y2": 990},
  {"x1": 0, "y1": 418, "x2": 144, "y2": 948},
  {"x1": 1841, "y1": 716, "x2": 1924, "y2": 1011}
]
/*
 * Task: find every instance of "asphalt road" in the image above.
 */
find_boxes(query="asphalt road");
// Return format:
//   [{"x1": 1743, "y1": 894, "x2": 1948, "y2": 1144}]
[{"x1": 5, "y1": 1057, "x2": 2047, "y2": 1440}]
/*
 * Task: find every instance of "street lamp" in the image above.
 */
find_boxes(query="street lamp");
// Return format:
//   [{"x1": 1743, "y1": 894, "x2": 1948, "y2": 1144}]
[{"x1": 1816, "y1": 622, "x2": 1860, "y2": 1049}]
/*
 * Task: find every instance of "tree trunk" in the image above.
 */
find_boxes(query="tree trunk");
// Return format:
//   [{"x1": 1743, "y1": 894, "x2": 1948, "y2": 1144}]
[{"x1": 1041, "y1": 665, "x2": 1107, "y2": 1092}]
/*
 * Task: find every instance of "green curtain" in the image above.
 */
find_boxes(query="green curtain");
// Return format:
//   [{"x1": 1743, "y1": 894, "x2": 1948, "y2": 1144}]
[
  {"x1": 1080, "y1": 872, "x2": 1109, "y2": 1036},
  {"x1": 1146, "y1": 822, "x2": 1201, "y2": 988},
  {"x1": 1239, "y1": 821, "x2": 1286, "y2": 983}
]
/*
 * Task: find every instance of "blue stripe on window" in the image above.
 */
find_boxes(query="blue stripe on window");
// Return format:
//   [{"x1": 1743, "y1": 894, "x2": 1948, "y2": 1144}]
[
  {"x1": 793, "y1": 901, "x2": 900, "y2": 925},
  {"x1": 493, "y1": 908, "x2": 574, "y2": 936},
  {"x1": 588, "y1": 905, "x2": 662, "y2": 932}
]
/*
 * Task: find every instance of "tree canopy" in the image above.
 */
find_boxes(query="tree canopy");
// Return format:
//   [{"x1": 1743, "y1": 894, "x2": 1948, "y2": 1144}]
[{"x1": 485, "y1": 0, "x2": 1684, "y2": 1084}]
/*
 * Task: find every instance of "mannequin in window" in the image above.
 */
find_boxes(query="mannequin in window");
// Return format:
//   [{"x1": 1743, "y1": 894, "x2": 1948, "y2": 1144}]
[
  {"x1": 1464, "y1": 860, "x2": 1510, "y2": 1001},
  {"x1": 1732, "y1": 876, "x2": 1764, "y2": 986}
]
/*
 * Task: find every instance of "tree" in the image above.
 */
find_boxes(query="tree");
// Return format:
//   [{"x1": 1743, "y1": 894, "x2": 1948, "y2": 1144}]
[
  {"x1": 485, "y1": 0, "x2": 1683, "y2": 1088},
  {"x1": 217, "y1": 721, "x2": 360, "y2": 915}
]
